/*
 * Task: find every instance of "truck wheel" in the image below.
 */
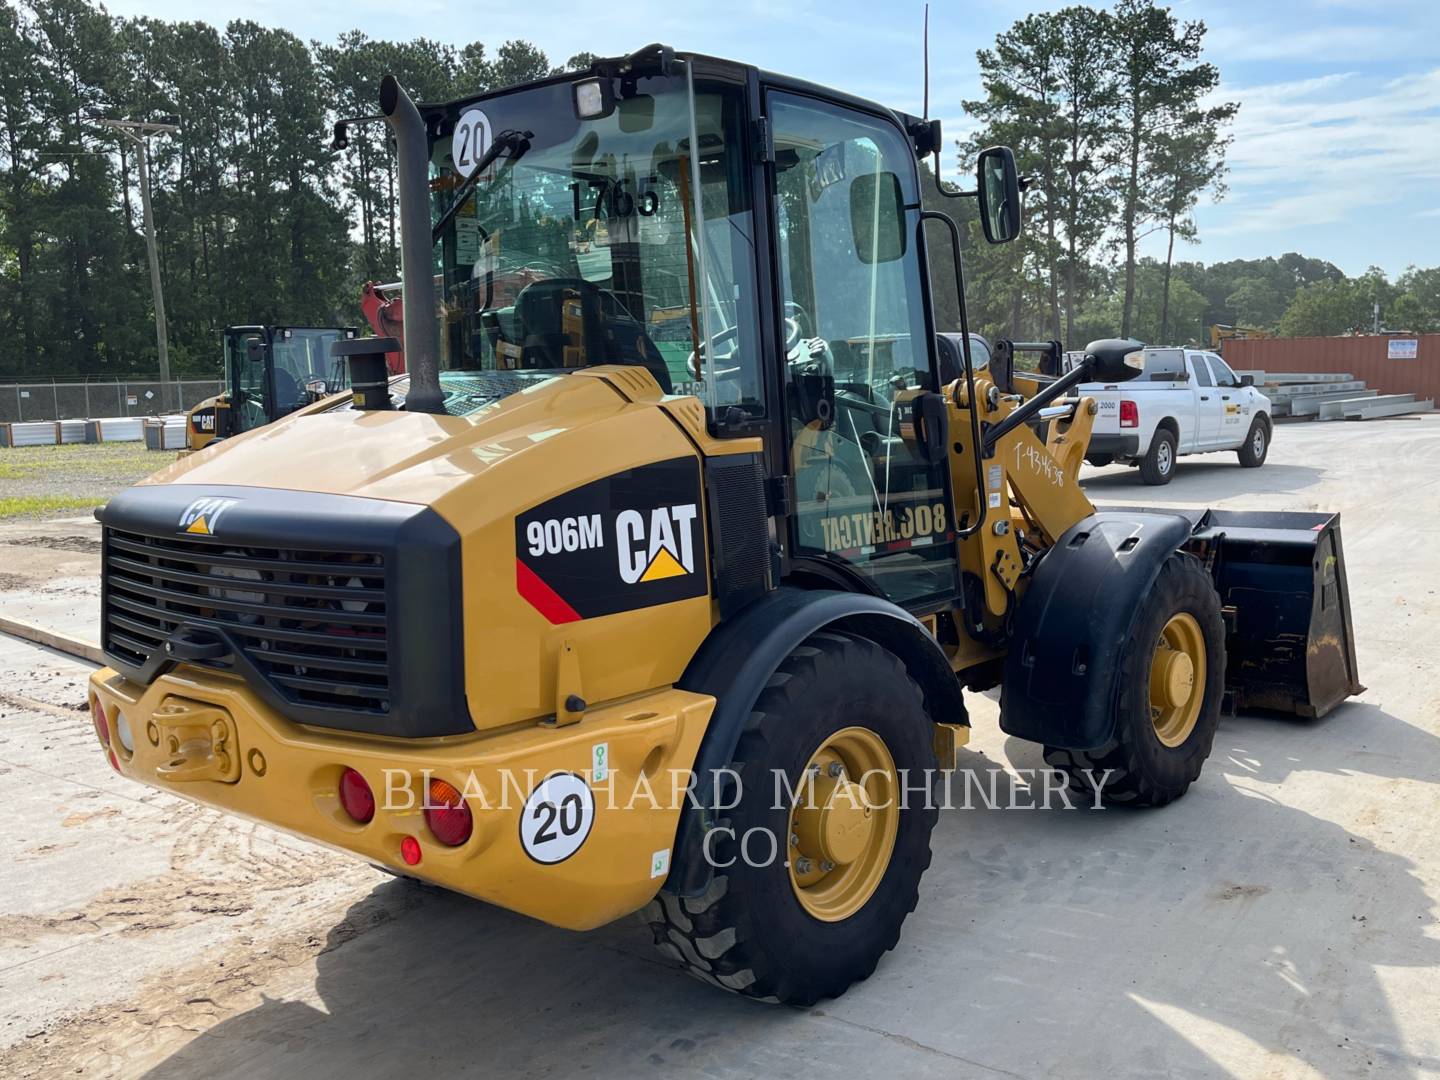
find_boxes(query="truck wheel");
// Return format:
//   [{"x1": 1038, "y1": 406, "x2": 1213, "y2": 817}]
[
  {"x1": 644, "y1": 631, "x2": 937, "y2": 1005},
  {"x1": 1085, "y1": 453, "x2": 1114, "y2": 467},
  {"x1": 1139, "y1": 428, "x2": 1176, "y2": 485},
  {"x1": 1237, "y1": 417, "x2": 1269, "y2": 468},
  {"x1": 1043, "y1": 553, "x2": 1225, "y2": 807}
]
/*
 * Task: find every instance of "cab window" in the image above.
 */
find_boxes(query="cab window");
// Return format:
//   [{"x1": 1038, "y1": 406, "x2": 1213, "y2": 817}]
[
  {"x1": 1207, "y1": 354, "x2": 1240, "y2": 387},
  {"x1": 1191, "y1": 356, "x2": 1213, "y2": 387},
  {"x1": 769, "y1": 91, "x2": 957, "y2": 610}
]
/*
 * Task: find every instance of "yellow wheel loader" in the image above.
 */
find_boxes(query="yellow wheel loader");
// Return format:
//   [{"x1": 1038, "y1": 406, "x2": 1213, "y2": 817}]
[
  {"x1": 88, "y1": 47, "x2": 1360, "y2": 1006},
  {"x1": 184, "y1": 325, "x2": 358, "y2": 451}
]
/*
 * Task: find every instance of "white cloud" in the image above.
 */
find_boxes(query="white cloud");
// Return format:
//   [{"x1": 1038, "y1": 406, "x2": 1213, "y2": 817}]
[{"x1": 1203, "y1": 68, "x2": 1440, "y2": 236}]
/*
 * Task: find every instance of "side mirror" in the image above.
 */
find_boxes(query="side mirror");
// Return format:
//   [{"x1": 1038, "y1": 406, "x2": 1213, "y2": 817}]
[
  {"x1": 850, "y1": 171, "x2": 906, "y2": 263},
  {"x1": 1083, "y1": 338, "x2": 1147, "y2": 383},
  {"x1": 977, "y1": 146, "x2": 1021, "y2": 244},
  {"x1": 1240, "y1": 374, "x2": 1255, "y2": 387}
]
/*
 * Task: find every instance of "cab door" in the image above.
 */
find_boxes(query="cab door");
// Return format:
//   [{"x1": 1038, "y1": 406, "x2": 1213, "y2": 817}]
[
  {"x1": 1189, "y1": 352, "x2": 1223, "y2": 449},
  {"x1": 765, "y1": 90, "x2": 958, "y2": 611}
]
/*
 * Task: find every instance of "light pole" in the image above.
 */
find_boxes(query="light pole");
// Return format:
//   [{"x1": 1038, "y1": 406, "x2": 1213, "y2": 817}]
[{"x1": 99, "y1": 117, "x2": 179, "y2": 397}]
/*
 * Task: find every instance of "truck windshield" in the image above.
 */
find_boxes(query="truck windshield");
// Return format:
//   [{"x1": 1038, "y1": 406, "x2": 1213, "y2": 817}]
[{"x1": 427, "y1": 70, "x2": 761, "y2": 412}]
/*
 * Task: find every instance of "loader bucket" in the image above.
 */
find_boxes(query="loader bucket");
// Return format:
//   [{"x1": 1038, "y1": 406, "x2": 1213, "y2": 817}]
[{"x1": 1189, "y1": 509, "x2": 1363, "y2": 718}]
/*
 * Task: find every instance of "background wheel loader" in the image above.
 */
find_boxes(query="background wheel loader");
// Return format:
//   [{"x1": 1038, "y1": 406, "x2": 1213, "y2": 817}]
[
  {"x1": 184, "y1": 324, "x2": 358, "y2": 451},
  {"x1": 88, "y1": 45, "x2": 1360, "y2": 1007}
]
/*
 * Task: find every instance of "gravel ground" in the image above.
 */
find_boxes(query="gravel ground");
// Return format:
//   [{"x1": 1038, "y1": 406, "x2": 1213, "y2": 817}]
[
  {"x1": 0, "y1": 444, "x2": 162, "y2": 520},
  {"x1": 1, "y1": 415, "x2": 1438, "y2": 1079}
]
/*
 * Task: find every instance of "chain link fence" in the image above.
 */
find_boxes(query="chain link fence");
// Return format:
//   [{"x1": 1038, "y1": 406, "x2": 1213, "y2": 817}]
[{"x1": 0, "y1": 378, "x2": 223, "y2": 423}]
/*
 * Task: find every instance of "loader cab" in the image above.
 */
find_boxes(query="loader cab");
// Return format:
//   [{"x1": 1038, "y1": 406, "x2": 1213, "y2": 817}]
[
  {"x1": 421, "y1": 53, "x2": 1015, "y2": 612},
  {"x1": 221, "y1": 325, "x2": 358, "y2": 437}
]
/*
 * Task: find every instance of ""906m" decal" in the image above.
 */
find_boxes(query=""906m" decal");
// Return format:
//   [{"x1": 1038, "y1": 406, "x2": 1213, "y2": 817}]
[{"x1": 515, "y1": 458, "x2": 707, "y2": 623}]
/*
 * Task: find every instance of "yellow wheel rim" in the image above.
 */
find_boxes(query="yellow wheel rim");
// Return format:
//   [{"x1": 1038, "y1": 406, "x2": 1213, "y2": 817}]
[
  {"x1": 786, "y1": 726, "x2": 899, "y2": 922},
  {"x1": 1150, "y1": 613, "x2": 1206, "y2": 747}
]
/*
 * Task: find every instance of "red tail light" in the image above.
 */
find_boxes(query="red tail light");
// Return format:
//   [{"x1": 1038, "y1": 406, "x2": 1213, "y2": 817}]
[
  {"x1": 1119, "y1": 400, "x2": 1139, "y2": 428},
  {"x1": 91, "y1": 697, "x2": 109, "y2": 747},
  {"x1": 424, "y1": 777, "x2": 473, "y2": 846},
  {"x1": 339, "y1": 767, "x2": 376, "y2": 824},
  {"x1": 400, "y1": 835, "x2": 423, "y2": 865}
]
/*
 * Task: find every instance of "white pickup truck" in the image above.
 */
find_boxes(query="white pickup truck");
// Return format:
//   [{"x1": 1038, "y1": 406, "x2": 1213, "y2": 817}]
[{"x1": 1071, "y1": 346, "x2": 1273, "y2": 485}]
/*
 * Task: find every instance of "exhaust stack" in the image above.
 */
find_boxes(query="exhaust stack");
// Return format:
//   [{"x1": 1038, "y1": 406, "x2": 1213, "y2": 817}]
[{"x1": 379, "y1": 75, "x2": 445, "y2": 415}]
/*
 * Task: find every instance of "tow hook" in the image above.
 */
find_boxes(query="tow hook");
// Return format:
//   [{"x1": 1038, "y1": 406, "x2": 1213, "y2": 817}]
[{"x1": 153, "y1": 698, "x2": 242, "y2": 783}]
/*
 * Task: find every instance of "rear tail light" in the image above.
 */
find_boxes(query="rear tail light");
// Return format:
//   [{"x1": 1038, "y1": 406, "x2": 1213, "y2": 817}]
[
  {"x1": 339, "y1": 767, "x2": 376, "y2": 824},
  {"x1": 400, "y1": 835, "x2": 422, "y2": 865},
  {"x1": 424, "y1": 777, "x2": 473, "y2": 846},
  {"x1": 90, "y1": 697, "x2": 109, "y2": 747},
  {"x1": 1119, "y1": 400, "x2": 1139, "y2": 428}
]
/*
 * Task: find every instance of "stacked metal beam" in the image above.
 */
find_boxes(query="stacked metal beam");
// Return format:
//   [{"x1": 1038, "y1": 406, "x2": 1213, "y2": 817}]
[{"x1": 1235, "y1": 371, "x2": 1434, "y2": 422}]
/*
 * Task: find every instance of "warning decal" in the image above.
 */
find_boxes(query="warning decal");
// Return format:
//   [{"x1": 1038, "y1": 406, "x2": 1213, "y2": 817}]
[{"x1": 515, "y1": 457, "x2": 707, "y2": 623}]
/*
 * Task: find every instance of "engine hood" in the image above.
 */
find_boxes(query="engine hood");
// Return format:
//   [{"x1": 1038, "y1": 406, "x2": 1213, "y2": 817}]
[{"x1": 143, "y1": 371, "x2": 651, "y2": 508}]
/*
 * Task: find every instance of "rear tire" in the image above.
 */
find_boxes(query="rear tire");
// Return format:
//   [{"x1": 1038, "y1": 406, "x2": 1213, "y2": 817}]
[
  {"x1": 1139, "y1": 428, "x2": 1177, "y2": 485},
  {"x1": 643, "y1": 631, "x2": 937, "y2": 1005},
  {"x1": 1238, "y1": 416, "x2": 1269, "y2": 468},
  {"x1": 1043, "y1": 553, "x2": 1224, "y2": 807},
  {"x1": 1085, "y1": 453, "x2": 1114, "y2": 468}
]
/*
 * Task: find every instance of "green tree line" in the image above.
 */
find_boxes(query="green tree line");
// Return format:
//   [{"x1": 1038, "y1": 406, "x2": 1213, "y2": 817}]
[
  {"x1": 0, "y1": 0, "x2": 588, "y2": 379},
  {"x1": 946, "y1": 0, "x2": 1439, "y2": 347},
  {"x1": 3, "y1": 0, "x2": 1437, "y2": 383}
]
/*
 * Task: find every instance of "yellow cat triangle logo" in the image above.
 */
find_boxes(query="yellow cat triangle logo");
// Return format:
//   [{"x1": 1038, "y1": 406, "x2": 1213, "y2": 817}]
[
  {"x1": 186, "y1": 516, "x2": 210, "y2": 535},
  {"x1": 639, "y1": 546, "x2": 687, "y2": 582}
]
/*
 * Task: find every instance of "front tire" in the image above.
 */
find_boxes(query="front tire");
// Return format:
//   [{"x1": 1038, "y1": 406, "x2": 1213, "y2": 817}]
[
  {"x1": 644, "y1": 631, "x2": 937, "y2": 1005},
  {"x1": 1043, "y1": 553, "x2": 1225, "y2": 807},
  {"x1": 1238, "y1": 416, "x2": 1269, "y2": 468},
  {"x1": 1139, "y1": 428, "x2": 1177, "y2": 485}
]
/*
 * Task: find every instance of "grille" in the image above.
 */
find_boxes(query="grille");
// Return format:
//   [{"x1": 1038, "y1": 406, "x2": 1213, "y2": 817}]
[{"x1": 103, "y1": 527, "x2": 391, "y2": 713}]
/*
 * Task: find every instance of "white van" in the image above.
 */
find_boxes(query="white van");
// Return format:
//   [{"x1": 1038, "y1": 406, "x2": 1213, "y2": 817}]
[{"x1": 1073, "y1": 347, "x2": 1273, "y2": 485}]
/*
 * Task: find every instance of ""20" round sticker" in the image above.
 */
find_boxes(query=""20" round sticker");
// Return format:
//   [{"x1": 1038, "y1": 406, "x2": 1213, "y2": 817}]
[{"x1": 520, "y1": 772, "x2": 594, "y2": 864}]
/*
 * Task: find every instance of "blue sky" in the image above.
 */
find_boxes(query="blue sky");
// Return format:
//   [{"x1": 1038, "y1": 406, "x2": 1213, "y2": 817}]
[{"x1": 108, "y1": 0, "x2": 1440, "y2": 277}]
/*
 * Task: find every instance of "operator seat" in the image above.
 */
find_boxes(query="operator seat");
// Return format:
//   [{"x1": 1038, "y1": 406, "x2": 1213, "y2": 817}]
[
  {"x1": 514, "y1": 278, "x2": 673, "y2": 393},
  {"x1": 272, "y1": 368, "x2": 303, "y2": 413}
]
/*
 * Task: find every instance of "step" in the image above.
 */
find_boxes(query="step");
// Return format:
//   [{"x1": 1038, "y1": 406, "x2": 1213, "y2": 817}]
[
  {"x1": 1319, "y1": 393, "x2": 1414, "y2": 420},
  {"x1": 1267, "y1": 380, "x2": 1367, "y2": 400},
  {"x1": 1290, "y1": 389, "x2": 1379, "y2": 416},
  {"x1": 1344, "y1": 399, "x2": 1434, "y2": 421}
]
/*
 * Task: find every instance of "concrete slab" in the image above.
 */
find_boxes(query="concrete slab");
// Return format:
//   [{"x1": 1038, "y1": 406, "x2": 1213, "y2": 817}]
[{"x1": 2, "y1": 416, "x2": 1440, "y2": 1079}]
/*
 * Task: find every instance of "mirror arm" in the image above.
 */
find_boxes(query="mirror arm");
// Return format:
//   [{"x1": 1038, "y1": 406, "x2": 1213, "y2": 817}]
[{"x1": 930, "y1": 151, "x2": 977, "y2": 200}]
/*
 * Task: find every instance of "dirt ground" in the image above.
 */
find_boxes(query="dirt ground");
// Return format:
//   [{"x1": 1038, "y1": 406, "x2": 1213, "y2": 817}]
[{"x1": 1, "y1": 415, "x2": 1438, "y2": 1079}]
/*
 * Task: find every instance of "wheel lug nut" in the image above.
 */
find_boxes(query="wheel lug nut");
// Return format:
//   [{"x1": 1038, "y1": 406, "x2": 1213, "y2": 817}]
[
  {"x1": 795, "y1": 857, "x2": 813, "y2": 874},
  {"x1": 827, "y1": 762, "x2": 844, "y2": 778},
  {"x1": 790, "y1": 832, "x2": 799, "y2": 847},
  {"x1": 820, "y1": 860, "x2": 835, "y2": 872}
]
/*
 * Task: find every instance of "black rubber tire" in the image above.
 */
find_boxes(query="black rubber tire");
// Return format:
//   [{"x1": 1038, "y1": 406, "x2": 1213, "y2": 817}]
[
  {"x1": 1139, "y1": 427, "x2": 1177, "y2": 485},
  {"x1": 643, "y1": 631, "x2": 937, "y2": 1005},
  {"x1": 1237, "y1": 416, "x2": 1270, "y2": 468},
  {"x1": 1086, "y1": 453, "x2": 1115, "y2": 467},
  {"x1": 1042, "y1": 552, "x2": 1225, "y2": 807}
]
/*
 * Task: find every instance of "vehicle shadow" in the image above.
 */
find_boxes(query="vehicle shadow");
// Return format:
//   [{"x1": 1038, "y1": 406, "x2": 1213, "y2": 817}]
[
  {"x1": 1080, "y1": 460, "x2": 1325, "y2": 497},
  {"x1": 139, "y1": 704, "x2": 1440, "y2": 1079}
]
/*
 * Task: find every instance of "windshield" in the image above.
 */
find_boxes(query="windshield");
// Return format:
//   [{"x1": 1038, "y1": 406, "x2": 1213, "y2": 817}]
[
  {"x1": 271, "y1": 329, "x2": 348, "y2": 406},
  {"x1": 427, "y1": 70, "x2": 761, "y2": 412}
]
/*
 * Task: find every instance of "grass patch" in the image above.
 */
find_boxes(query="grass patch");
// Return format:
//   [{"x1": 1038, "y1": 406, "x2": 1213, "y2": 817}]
[{"x1": 0, "y1": 494, "x2": 102, "y2": 520}]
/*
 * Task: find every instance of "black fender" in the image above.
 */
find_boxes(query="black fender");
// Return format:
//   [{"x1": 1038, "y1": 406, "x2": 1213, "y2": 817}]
[
  {"x1": 1000, "y1": 511, "x2": 1194, "y2": 750},
  {"x1": 665, "y1": 587, "x2": 964, "y2": 896}
]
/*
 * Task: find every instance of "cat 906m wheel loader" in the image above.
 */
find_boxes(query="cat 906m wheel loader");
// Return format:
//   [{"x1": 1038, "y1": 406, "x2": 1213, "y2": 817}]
[{"x1": 87, "y1": 46, "x2": 1360, "y2": 1005}]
